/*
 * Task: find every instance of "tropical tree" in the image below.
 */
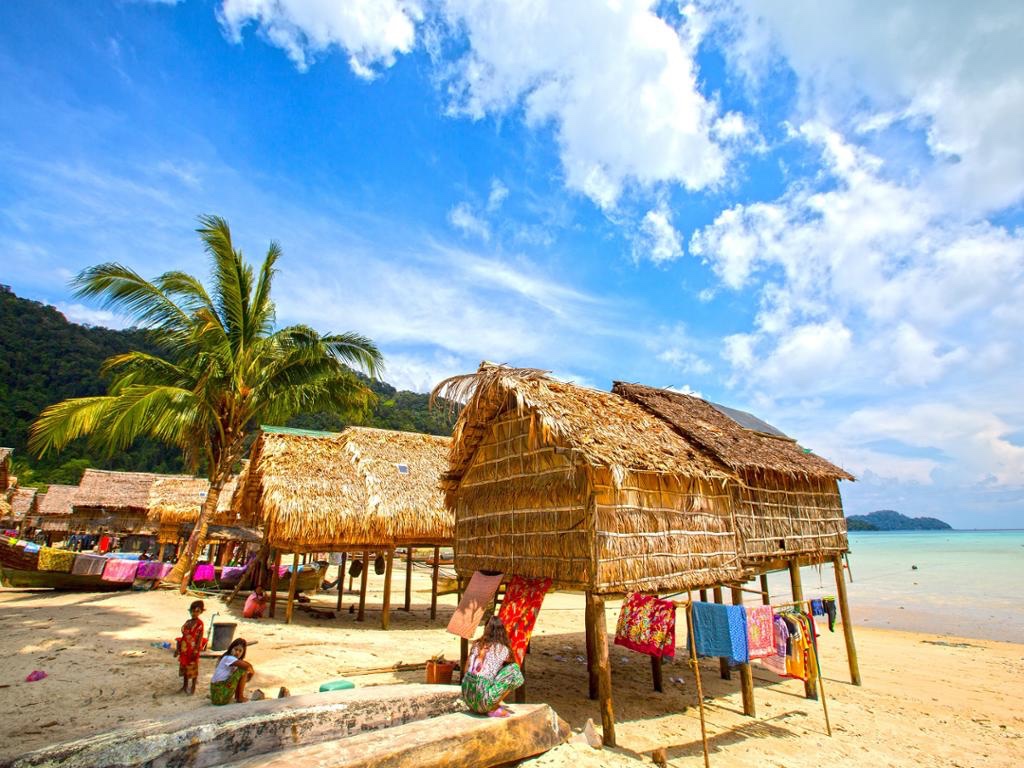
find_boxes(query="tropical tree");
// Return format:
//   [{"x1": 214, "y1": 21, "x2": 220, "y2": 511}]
[{"x1": 30, "y1": 215, "x2": 383, "y2": 590}]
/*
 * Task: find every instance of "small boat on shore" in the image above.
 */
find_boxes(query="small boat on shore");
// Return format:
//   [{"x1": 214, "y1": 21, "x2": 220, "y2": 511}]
[{"x1": 0, "y1": 539, "x2": 131, "y2": 591}]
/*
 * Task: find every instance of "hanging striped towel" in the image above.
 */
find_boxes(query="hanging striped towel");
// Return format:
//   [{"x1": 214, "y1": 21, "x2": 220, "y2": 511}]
[
  {"x1": 193, "y1": 563, "x2": 216, "y2": 582},
  {"x1": 37, "y1": 547, "x2": 75, "y2": 573},
  {"x1": 102, "y1": 558, "x2": 139, "y2": 583},
  {"x1": 136, "y1": 560, "x2": 172, "y2": 580},
  {"x1": 71, "y1": 553, "x2": 107, "y2": 576}
]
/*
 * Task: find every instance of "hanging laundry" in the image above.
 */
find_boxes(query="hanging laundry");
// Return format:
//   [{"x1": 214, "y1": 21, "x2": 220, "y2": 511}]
[
  {"x1": 689, "y1": 602, "x2": 748, "y2": 664},
  {"x1": 759, "y1": 615, "x2": 790, "y2": 676},
  {"x1": 810, "y1": 598, "x2": 826, "y2": 617},
  {"x1": 71, "y1": 553, "x2": 107, "y2": 576},
  {"x1": 447, "y1": 571, "x2": 504, "y2": 640},
  {"x1": 745, "y1": 605, "x2": 775, "y2": 660},
  {"x1": 136, "y1": 560, "x2": 172, "y2": 580},
  {"x1": 614, "y1": 593, "x2": 677, "y2": 659},
  {"x1": 102, "y1": 558, "x2": 139, "y2": 583},
  {"x1": 37, "y1": 547, "x2": 75, "y2": 573},
  {"x1": 497, "y1": 575, "x2": 552, "y2": 664},
  {"x1": 823, "y1": 597, "x2": 837, "y2": 632}
]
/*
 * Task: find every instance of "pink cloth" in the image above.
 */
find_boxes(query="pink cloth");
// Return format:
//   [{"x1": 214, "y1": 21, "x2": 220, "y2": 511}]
[
  {"x1": 220, "y1": 565, "x2": 246, "y2": 581},
  {"x1": 746, "y1": 605, "x2": 776, "y2": 660},
  {"x1": 136, "y1": 561, "x2": 172, "y2": 580},
  {"x1": 193, "y1": 563, "x2": 216, "y2": 582},
  {"x1": 101, "y1": 558, "x2": 139, "y2": 583},
  {"x1": 447, "y1": 571, "x2": 505, "y2": 640}
]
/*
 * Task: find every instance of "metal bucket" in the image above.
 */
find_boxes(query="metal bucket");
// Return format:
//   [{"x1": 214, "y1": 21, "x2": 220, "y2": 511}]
[{"x1": 210, "y1": 622, "x2": 237, "y2": 652}]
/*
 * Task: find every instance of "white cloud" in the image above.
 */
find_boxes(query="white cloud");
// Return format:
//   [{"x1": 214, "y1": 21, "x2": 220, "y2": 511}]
[
  {"x1": 379, "y1": 351, "x2": 465, "y2": 393},
  {"x1": 441, "y1": 0, "x2": 728, "y2": 208},
  {"x1": 486, "y1": 178, "x2": 508, "y2": 211},
  {"x1": 447, "y1": 202, "x2": 490, "y2": 241},
  {"x1": 218, "y1": 0, "x2": 421, "y2": 77},
  {"x1": 706, "y1": 0, "x2": 1024, "y2": 215},
  {"x1": 58, "y1": 303, "x2": 132, "y2": 329},
  {"x1": 636, "y1": 204, "x2": 684, "y2": 264}
]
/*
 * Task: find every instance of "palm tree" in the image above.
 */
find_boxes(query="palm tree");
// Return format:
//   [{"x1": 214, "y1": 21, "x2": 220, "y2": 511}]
[{"x1": 30, "y1": 215, "x2": 383, "y2": 590}]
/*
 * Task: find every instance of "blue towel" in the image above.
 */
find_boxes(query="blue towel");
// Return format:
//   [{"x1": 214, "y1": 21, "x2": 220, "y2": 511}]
[
  {"x1": 23, "y1": 542, "x2": 41, "y2": 553},
  {"x1": 690, "y1": 602, "x2": 748, "y2": 663},
  {"x1": 810, "y1": 598, "x2": 826, "y2": 616}
]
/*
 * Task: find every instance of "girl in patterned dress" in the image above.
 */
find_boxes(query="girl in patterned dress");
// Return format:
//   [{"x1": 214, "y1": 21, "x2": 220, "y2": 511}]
[
  {"x1": 174, "y1": 600, "x2": 207, "y2": 694},
  {"x1": 461, "y1": 616, "x2": 524, "y2": 717}
]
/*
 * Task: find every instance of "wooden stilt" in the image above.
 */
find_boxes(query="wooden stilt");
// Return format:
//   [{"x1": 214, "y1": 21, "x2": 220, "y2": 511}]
[
  {"x1": 760, "y1": 573, "x2": 770, "y2": 605},
  {"x1": 336, "y1": 552, "x2": 347, "y2": 612},
  {"x1": 788, "y1": 559, "x2": 817, "y2": 699},
  {"x1": 404, "y1": 546, "x2": 413, "y2": 612},
  {"x1": 430, "y1": 546, "x2": 440, "y2": 621},
  {"x1": 586, "y1": 592, "x2": 615, "y2": 748},
  {"x1": 269, "y1": 550, "x2": 281, "y2": 618},
  {"x1": 833, "y1": 554, "x2": 861, "y2": 685},
  {"x1": 699, "y1": 589, "x2": 707, "y2": 602},
  {"x1": 731, "y1": 586, "x2": 756, "y2": 717},
  {"x1": 381, "y1": 547, "x2": 395, "y2": 630},
  {"x1": 357, "y1": 550, "x2": 370, "y2": 622},
  {"x1": 807, "y1": 619, "x2": 833, "y2": 736},
  {"x1": 285, "y1": 553, "x2": 300, "y2": 625},
  {"x1": 651, "y1": 655, "x2": 664, "y2": 693},
  {"x1": 685, "y1": 601, "x2": 711, "y2": 768},
  {"x1": 157, "y1": 542, "x2": 167, "y2": 561},
  {"x1": 584, "y1": 596, "x2": 598, "y2": 700},
  {"x1": 713, "y1": 587, "x2": 731, "y2": 680},
  {"x1": 515, "y1": 655, "x2": 527, "y2": 703}
]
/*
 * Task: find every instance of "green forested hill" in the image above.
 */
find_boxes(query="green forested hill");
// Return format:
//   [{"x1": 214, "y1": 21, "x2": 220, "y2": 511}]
[{"x1": 0, "y1": 285, "x2": 453, "y2": 485}]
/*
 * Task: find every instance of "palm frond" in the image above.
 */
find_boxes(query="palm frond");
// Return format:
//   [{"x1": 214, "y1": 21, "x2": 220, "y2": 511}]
[
  {"x1": 29, "y1": 396, "x2": 119, "y2": 457},
  {"x1": 72, "y1": 263, "x2": 192, "y2": 336}
]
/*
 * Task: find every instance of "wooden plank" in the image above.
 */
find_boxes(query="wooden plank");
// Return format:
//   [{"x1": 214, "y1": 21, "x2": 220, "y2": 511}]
[
  {"x1": 430, "y1": 546, "x2": 440, "y2": 621},
  {"x1": 788, "y1": 559, "x2": 817, "y2": 699},
  {"x1": 731, "y1": 586, "x2": 755, "y2": 717},
  {"x1": 712, "y1": 586, "x2": 730, "y2": 680},
  {"x1": 404, "y1": 546, "x2": 413, "y2": 611},
  {"x1": 381, "y1": 548, "x2": 395, "y2": 630},
  {"x1": 285, "y1": 553, "x2": 300, "y2": 625},
  {"x1": 833, "y1": 554, "x2": 862, "y2": 685},
  {"x1": 222, "y1": 704, "x2": 570, "y2": 768},
  {"x1": 586, "y1": 591, "x2": 615, "y2": 748},
  {"x1": 357, "y1": 550, "x2": 370, "y2": 622}
]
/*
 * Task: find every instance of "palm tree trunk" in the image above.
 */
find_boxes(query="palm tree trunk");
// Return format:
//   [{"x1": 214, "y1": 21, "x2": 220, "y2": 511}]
[{"x1": 161, "y1": 476, "x2": 225, "y2": 592}]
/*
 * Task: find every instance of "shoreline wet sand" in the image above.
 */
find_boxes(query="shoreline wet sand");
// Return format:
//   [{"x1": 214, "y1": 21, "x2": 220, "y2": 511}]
[{"x1": 1, "y1": 565, "x2": 1021, "y2": 767}]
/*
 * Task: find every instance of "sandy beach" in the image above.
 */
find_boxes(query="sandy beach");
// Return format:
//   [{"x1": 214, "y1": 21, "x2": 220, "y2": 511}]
[{"x1": 1, "y1": 564, "x2": 1021, "y2": 767}]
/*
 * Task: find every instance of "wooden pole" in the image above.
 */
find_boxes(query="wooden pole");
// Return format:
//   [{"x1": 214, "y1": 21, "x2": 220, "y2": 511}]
[
  {"x1": 699, "y1": 589, "x2": 707, "y2": 602},
  {"x1": 285, "y1": 553, "x2": 300, "y2": 625},
  {"x1": 404, "y1": 546, "x2": 413, "y2": 611},
  {"x1": 430, "y1": 545, "x2": 440, "y2": 621},
  {"x1": 788, "y1": 559, "x2": 817, "y2": 699},
  {"x1": 514, "y1": 655, "x2": 527, "y2": 704},
  {"x1": 336, "y1": 552, "x2": 347, "y2": 612},
  {"x1": 651, "y1": 655, "x2": 664, "y2": 693},
  {"x1": 759, "y1": 573, "x2": 771, "y2": 606},
  {"x1": 269, "y1": 550, "x2": 281, "y2": 618},
  {"x1": 685, "y1": 601, "x2": 711, "y2": 768},
  {"x1": 586, "y1": 592, "x2": 615, "y2": 748},
  {"x1": 713, "y1": 586, "x2": 731, "y2": 680},
  {"x1": 806, "y1": 613, "x2": 833, "y2": 737},
  {"x1": 584, "y1": 595, "x2": 598, "y2": 700},
  {"x1": 833, "y1": 554, "x2": 862, "y2": 685},
  {"x1": 157, "y1": 542, "x2": 167, "y2": 561},
  {"x1": 381, "y1": 547, "x2": 395, "y2": 630},
  {"x1": 730, "y1": 586, "x2": 756, "y2": 717},
  {"x1": 357, "y1": 550, "x2": 370, "y2": 622}
]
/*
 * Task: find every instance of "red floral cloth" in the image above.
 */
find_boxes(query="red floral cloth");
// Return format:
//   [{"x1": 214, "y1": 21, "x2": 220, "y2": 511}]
[
  {"x1": 614, "y1": 592, "x2": 677, "y2": 659},
  {"x1": 497, "y1": 576, "x2": 552, "y2": 664},
  {"x1": 176, "y1": 618, "x2": 206, "y2": 678},
  {"x1": 746, "y1": 605, "x2": 775, "y2": 660}
]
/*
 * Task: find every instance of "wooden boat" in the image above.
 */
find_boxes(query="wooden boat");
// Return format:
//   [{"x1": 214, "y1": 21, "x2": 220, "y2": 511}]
[{"x1": 0, "y1": 540, "x2": 128, "y2": 591}]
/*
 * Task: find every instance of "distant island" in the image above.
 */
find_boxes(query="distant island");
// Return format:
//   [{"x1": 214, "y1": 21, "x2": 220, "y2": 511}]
[{"x1": 846, "y1": 509, "x2": 952, "y2": 531}]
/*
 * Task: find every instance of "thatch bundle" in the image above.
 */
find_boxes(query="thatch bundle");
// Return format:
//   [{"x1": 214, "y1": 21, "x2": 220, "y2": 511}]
[
  {"x1": 239, "y1": 425, "x2": 451, "y2": 552},
  {"x1": 613, "y1": 383, "x2": 853, "y2": 563},
  {"x1": 433, "y1": 364, "x2": 745, "y2": 594}
]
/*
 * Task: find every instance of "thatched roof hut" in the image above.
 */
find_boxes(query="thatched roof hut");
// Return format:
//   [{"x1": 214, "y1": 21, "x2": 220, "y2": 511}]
[
  {"x1": 33, "y1": 484, "x2": 77, "y2": 532},
  {"x1": 240, "y1": 425, "x2": 452, "y2": 552},
  {"x1": 148, "y1": 469, "x2": 257, "y2": 545},
  {"x1": 0, "y1": 448, "x2": 12, "y2": 518},
  {"x1": 613, "y1": 382, "x2": 853, "y2": 566},
  {"x1": 434, "y1": 365, "x2": 745, "y2": 595},
  {"x1": 71, "y1": 468, "x2": 188, "y2": 534},
  {"x1": 10, "y1": 486, "x2": 38, "y2": 520}
]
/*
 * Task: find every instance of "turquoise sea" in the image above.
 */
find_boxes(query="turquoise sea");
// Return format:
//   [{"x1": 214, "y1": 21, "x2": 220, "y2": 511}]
[{"x1": 761, "y1": 530, "x2": 1024, "y2": 642}]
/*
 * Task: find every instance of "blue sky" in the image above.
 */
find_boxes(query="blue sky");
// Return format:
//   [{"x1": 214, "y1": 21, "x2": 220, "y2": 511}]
[{"x1": 2, "y1": 0, "x2": 1022, "y2": 528}]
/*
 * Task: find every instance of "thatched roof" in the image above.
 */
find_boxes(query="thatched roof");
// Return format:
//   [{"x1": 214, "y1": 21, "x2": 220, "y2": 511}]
[
  {"x1": 10, "y1": 486, "x2": 38, "y2": 519},
  {"x1": 0, "y1": 447, "x2": 11, "y2": 465},
  {"x1": 147, "y1": 468, "x2": 251, "y2": 525},
  {"x1": 433, "y1": 364, "x2": 732, "y2": 493},
  {"x1": 612, "y1": 382, "x2": 854, "y2": 481},
  {"x1": 74, "y1": 468, "x2": 188, "y2": 515},
  {"x1": 243, "y1": 425, "x2": 452, "y2": 550},
  {"x1": 36, "y1": 484, "x2": 77, "y2": 517}
]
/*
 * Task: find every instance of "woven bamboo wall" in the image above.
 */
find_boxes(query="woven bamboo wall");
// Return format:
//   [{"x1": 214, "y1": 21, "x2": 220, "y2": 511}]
[
  {"x1": 454, "y1": 411, "x2": 593, "y2": 589},
  {"x1": 592, "y1": 470, "x2": 743, "y2": 594},
  {"x1": 731, "y1": 469, "x2": 848, "y2": 563}
]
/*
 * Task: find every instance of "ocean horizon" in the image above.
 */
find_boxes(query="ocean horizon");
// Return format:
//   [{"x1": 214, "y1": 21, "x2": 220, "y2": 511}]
[{"x1": 762, "y1": 529, "x2": 1024, "y2": 642}]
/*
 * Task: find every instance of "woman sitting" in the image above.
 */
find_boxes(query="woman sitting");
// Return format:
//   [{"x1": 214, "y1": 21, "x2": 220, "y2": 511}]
[
  {"x1": 210, "y1": 638, "x2": 255, "y2": 705},
  {"x1": 460, "y1": 616, "x2": 523, "y2": 717}
]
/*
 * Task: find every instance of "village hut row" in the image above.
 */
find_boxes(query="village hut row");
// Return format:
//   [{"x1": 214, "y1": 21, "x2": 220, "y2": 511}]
[
  {"x1": 433, "y1": 364, "x2": 857, "y2": 745},
  {"x1": 232, "y1": 425, "x2": 452, "y2": 627}
]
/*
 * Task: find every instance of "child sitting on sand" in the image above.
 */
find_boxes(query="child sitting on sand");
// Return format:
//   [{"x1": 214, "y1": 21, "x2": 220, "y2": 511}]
[
  {"x1": 243, "y1": 586, "x2": 268, "y2": 619},
  {"x1": 461, "y1": 616, "x2": 524, "y2": 717},
  {"x1": 174, "y1": 600, "x2": 207, "y2": 694},
  {"x1": 210, "y1": 638, "x2": 256, "y2": 705}
]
